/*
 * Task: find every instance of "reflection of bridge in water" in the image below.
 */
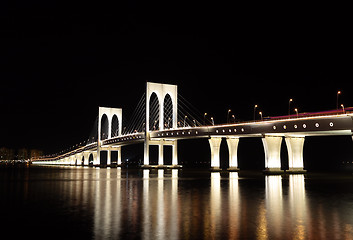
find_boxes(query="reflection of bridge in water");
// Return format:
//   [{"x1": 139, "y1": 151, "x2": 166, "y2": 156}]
[
  {"x1": 33, "y1": 82, "x2": 353, "y2": 173},
  {"x1": 51, "y1": 168, "x2": 352, "y2": 239}
]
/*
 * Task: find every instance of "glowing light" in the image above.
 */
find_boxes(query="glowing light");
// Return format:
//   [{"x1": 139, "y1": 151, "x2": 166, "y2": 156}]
[
  {"x1": 289, "y1": 174, "x2": 307, "y2": 239},
  {"x1": 210, "y1": 172, "x2": 221, "y2": 238},
  {"x1": 265, "y1": 175, "x2": 283, "y2": 236}
]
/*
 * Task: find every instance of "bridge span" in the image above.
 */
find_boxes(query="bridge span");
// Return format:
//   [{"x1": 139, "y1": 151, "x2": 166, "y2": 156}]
[{"x1": 32, "y1": 82, "x2": 353, "y2": 173}]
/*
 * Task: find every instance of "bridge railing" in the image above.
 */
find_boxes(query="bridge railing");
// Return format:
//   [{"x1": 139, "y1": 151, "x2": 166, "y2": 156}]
[
  {"x1": 32, "y1": 132, "x2": 146, "y2": 162},
  {"x1": 149, "y1": 109, "x2": 353, "y2": 134},
  {"x1": 102, "y1": 132, "x2": 145, "y2": 145},
  {"x1": 31, "y1": 142, "x2": 97, "y2": 162}
]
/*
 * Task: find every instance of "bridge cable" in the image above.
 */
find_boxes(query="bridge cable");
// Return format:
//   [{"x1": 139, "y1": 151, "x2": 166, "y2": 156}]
[
  {"x1": 123, "y1": 93, "x2": 146, "y2": 135},
  {"x1": 177, "y1": 94, "x2": 212, "y2": 127}
]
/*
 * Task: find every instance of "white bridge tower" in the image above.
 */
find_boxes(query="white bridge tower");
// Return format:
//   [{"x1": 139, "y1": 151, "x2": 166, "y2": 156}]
[
  {"x1": 143, "y1": 82, "x2": 179, "y2": 167},
  {"x1": 95, "y1": 107, "x2": 123, "y2": 166}
]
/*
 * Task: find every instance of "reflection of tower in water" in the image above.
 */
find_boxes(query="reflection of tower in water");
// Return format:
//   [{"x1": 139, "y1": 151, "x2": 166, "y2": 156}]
[
  {"x1": 93, "y1": 168, "x2": 122, "y2": 239},
  {"x1": 156, "y1": 169, "x2": 165, "y2": 240},
  {"x1": 142, "y1": 169, "x2": 151, "y2": 239},
  {"x1": 142, "y1": 169, "x2": 179, "y2": 240}
]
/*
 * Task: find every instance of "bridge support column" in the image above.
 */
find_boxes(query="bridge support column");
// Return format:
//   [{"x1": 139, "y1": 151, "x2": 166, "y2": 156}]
[
  {"x1": 226, "y1": 137, "x2": 240, "y2": 171},
  {"x1": 143, "y1": 135, "x2": 150, "y2": 166},
  {"x1": 76, "y1": 153, "x2": 83, "y2": 166},
  {"x1": 117, "y1": 147, "x2": 122, "y2": 166},
  {"x1": 107, "y1": 148, "x2": 111, "y2": 166},
  {"x1": 209, "y1": 137, "x2": 222, "y2": 171},
  {"x1": 285, "y1": 136, "x2": 306, "y2": 173},
  {"x1": 143, "y1": 137, "x2": 179, "y2": 168},
  {"x1": 158, "y1": 140, "x2": 164, "y2": 166},
  {"x1": 83, "y1": 152, "x2": 90, "y2": 166},
  {"x1": 94, "y1": 147, "x2": 100, "y2": 166},
  {"x1": 262, "y1": 136, "x2": 284, "y2": 174},
  {"x1": 91, "y1": 152, "x2": 97, "y2": 167},
  {"x1": 172, "y1": 141, "x2": 178, "y2": 166},
  {"x1": 70, "y1": 156, "x2": 75, "y2": 166}
]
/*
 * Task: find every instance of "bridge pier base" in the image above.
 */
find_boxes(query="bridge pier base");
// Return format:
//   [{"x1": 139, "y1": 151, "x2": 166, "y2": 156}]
[
  {"x1": 158, "y1": 140, "x2": 164, "y2": 166},
  {"x1": 285, "y1": 136, "x2": 306, "y2": 173},
  {"x1": 143, "y1": 136, "x2": 150, "y2": 166},
  {"x1": 83, "y1": 152, "x2": 90, "y2": 166},
  {"x1": 143, "y1": 138, "x2": 180, "y2": 168},
  {"x1": 94, "y1": 148, "x2": 100, "y2": 166},
  {"x1": 262, "y1": 136, "x2": 284, "y2": 174},
  {"x1": 107, "y1": 148, "x2": 111, "y2": 166},
  {"x1": 117, "y1": 147, "x2": 122, "y2": 166},
  {"x1": 107, "y1": 147, "x2": 122, "y2": 167},
  {"x1": 209, "y1": 137, "x2": 222, "y2": 171},
  {"x1": 226, "y1": 137, "x2": 240, "y2": 171},
  {"x1": 172, "y1": 141, "x2": 178, "y2": 166}
]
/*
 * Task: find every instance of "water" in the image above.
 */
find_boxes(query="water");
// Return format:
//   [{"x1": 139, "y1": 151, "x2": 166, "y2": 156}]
[{"x1": 1, "y1": 166, "x2": 353, "y2": 239}]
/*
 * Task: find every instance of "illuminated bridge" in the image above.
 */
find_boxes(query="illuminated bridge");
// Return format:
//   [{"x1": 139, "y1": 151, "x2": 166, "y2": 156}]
[{"x1": 32, "y1": 82, "x2": 353, "y2": 173}]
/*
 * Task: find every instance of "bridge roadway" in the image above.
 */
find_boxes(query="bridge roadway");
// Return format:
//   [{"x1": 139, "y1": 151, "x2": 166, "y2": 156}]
[
  {"x1": 34, "y1": 113, "x2": 353, "y2": 173},
  {"x1": 150, "y1": 114, "x2": 353, "y2": 139}
]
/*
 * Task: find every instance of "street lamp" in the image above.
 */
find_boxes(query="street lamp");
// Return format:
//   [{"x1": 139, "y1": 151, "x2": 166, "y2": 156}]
[
  {"x1": 231, "y1": 114, "x2": 235, "y2": 123},
  {"x1": 253, "y1": 105, "x2": 258, "y2": 121},
  {"x1": 227, "y1": 109, "x2": 231, "y2": 123},
  {"x1": 204, "y1": 113, "x2": 207, "y2": 125},
  {"x1": 211, "y1": 117, "x2": 214, "y2": 126},
  {"x1": 341, "y1": 104, "x2": 345, "y2": 114},
  {"x1": 184, "y1": 115, "x2": 187, "y2": 128},
  {"x1": 294, "y1": 108, "x2": 299, "y2": 118},
  {"x1": 337, "y1": 91, "x2": 341, "y2": 110},
  {"x1": 259, "y1": 111, "x2": 263, "y2": 121},
  {"x1": 288, "y1": 98, "x2": 293, "y2": 118}
]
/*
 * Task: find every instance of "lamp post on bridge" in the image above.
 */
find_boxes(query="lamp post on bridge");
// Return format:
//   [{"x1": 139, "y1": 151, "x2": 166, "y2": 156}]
[
  {"x1": 259, "y1": 111, "x2": 263, "y2": 121},
  {"x1": 253, "y1": 105, "x2": 258, "y2": 121},
  {"x1": 337, "y1": 91, "x2": 341, "y2": 110},
  {"x1": 288, "y1": 98, "x2": 293, "y2": 118},
  {"x1": 294, "y1": 108, "x2": 299, "y2": 118},
  {"x1": 341, "y1": 104, "x2": 345, "y2": 114},
  {"x1": 227, "y1": 109, "x2": 231, "y2": 123},
  {"x1": 204, "y1": 113, "x2": 207, "y2": 125}
]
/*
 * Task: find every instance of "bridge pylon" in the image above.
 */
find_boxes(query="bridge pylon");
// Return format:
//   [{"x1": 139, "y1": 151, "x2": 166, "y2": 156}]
[
  {"x1": 96, "y1": 107, "x2": 122, "y2": 167},
  {"x1": 143, "y1": 82, "x2": 180, "y2": 168}
]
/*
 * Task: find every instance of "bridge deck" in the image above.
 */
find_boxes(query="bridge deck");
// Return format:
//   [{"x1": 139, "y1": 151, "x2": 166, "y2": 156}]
[
  {"x1": 32, "y1": 114, "x2": 353, "y2": 162},
  {"x1": 150, "y1": 114, "x2": 353, "y2": 140}
]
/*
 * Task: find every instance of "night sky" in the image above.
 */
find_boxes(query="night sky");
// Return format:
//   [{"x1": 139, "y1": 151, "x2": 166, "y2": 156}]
[{"x1": 1, "y1": 2, "x2": 352, "y2": 160}]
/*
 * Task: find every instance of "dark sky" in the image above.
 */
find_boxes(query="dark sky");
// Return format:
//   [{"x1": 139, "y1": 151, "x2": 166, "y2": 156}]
[{"x1": 1, "y1": 2, "x2": 352, "y2": 153}]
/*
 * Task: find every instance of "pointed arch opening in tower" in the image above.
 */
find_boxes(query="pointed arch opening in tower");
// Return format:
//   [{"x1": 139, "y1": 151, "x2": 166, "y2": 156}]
[
  {"x1": 101, "y1": 114, "x2": 109, "y2": 140},
  {"x1": 149, "y1": 92, "x2": 160, "y2": 131},
  {"x1": 111, "y1": 114, "x2": 119, "y2": 137},
  {"x1": 164, "y1": 94, "x2": 173, "y2": 129}
]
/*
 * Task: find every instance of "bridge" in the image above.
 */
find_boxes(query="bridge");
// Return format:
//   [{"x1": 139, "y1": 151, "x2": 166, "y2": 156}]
[{"x1": 32, "y1": 82, "x2": 353, "y2": 173}]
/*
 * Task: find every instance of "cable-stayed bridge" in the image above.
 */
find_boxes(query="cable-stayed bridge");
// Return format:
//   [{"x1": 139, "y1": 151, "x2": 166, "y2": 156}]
[{"x1": 32, "y1": 82, "x2": 353, "y2": 173}]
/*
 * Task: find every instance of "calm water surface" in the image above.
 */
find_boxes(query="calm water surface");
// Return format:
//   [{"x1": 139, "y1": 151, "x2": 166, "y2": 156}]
[{"x1": 2, "y1": 166, "x2": 353, "y2": 239}]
